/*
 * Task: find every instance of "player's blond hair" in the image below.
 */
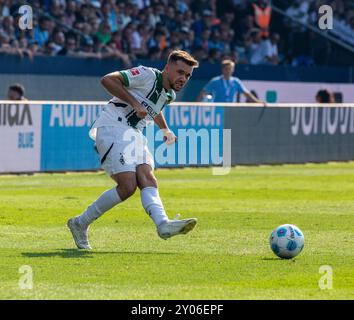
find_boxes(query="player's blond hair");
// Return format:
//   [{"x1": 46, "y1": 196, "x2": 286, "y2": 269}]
[
  {"x1": 221, "y1": 59, "x2": 235, "y2": 68},
  {"x1": 167, "y1": 50, "x2": 199, "y2": 68}
]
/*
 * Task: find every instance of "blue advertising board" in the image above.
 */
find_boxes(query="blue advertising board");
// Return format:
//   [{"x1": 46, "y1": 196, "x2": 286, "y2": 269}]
[
  {"x1": 39, "y1": 104, "x2": 224, "y2": 171},
  {"x1": 40, "y1": 104, "x2": 102, "y2": 171}
]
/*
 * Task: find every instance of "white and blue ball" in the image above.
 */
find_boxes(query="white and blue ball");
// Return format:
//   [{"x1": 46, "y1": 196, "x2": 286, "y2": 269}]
[{"x1": 270, "y1": 224, "x2": 304, "y2": 259}]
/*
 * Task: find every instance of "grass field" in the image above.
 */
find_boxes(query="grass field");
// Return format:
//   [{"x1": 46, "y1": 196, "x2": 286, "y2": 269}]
[{"x1": 0, "y1": 162, "x2": 353, "y2": 300}]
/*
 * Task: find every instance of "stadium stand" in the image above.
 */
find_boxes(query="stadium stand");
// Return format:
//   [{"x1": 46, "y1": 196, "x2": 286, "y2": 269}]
[{"x1": 0, "y1": 0, "x2": 353, "y2": 66}]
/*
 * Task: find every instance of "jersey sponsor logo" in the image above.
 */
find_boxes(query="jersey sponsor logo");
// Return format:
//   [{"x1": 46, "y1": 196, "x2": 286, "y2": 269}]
[
  {"x1": 140, "y1": 100, "x2": 159, "y2": 118},
  {"x1": 129, "y1": 68, "x2": 140, "y2": 76}
]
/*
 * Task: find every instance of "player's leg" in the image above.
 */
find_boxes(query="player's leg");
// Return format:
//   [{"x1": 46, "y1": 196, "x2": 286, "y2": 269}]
[
  {"x1": 136, "y1": 164, "x2": 197, "y2": 239},
  {"x1": 136, "y1": 163, "x2": 168, "y2": 227},
  {"x1": 68, "y1": 126, "x2": 138, "y2": 249},
  {"x1": 76, "y1": 171, "x2": 137, "y2": 227},
  {"x1": 67, "y1": 172, "x2": 137, "y2": 249}
]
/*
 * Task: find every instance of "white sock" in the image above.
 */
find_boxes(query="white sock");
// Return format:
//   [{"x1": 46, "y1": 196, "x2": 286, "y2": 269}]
[
  {"x1": 141, "y1": 187, "x2": 169, "y2": 227},
  {"x1": 78, "y1": 187, "x2": 121, "y2": 227}
]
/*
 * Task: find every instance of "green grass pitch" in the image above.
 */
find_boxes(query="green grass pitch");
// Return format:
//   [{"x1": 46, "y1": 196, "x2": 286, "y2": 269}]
[{"x1": 0, "y1": 163, "x2": 353, "y2": 300}]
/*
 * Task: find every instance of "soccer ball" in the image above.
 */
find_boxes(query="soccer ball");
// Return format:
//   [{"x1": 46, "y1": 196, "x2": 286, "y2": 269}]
[{"x1": 269, "y1": 224, "x2": 304, "y2": 259}]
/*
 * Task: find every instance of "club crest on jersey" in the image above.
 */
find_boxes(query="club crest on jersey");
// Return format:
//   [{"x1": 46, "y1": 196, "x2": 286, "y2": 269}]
[{"x1": 129, "y1": 68, "x2": 140, "y2": 76}]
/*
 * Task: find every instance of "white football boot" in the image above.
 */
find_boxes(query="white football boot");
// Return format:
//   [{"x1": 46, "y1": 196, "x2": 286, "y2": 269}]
[
  {"x1": 67, "y1": 217, "x2": 92, "y2": 250},
  {"x1": 157, "y1": 214, "x2": 197, "y2": 240}
]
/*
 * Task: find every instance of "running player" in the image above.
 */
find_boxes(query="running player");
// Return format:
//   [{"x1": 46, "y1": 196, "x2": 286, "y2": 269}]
[{"x1": 68, "y1": 50, "x2": 199, "y2": 249}]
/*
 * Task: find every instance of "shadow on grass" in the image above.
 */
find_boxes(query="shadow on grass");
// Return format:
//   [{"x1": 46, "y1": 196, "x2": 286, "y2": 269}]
[
  {"x1": 21, "y1": 249, "x2": 175, "y2": 259},
  {"x1": 261, "y1": 257, "x2": 282, "y2": 261},
  {"x1": 261, "y1": 257, "x2": 297, "y2": 262}
]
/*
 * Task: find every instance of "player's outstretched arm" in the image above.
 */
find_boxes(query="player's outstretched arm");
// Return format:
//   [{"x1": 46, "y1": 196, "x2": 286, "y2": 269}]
[
  {"x1": 244, "y1": 91, "x2": 267, "y2": 106},
  {"x1": 101, "y1": 72, "x2": 147, "y2": 118}
]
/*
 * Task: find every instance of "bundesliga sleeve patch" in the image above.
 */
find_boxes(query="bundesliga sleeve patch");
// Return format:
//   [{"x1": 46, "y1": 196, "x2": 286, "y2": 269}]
[{"x1": 129, "y1": 68, "x2": 140, "y2": 76}]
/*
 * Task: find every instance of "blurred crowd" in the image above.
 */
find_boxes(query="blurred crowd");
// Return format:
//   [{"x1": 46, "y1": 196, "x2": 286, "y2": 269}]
[
  {"x1": 0, "y1": 0, "x2": 353, "y2": 67},
  {"x1": 278, "y1": 0, "x2": 354, "y2": 66}
]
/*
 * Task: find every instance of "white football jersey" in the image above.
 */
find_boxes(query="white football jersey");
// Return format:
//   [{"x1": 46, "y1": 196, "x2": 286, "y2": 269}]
[{"x1": 92, "y1": 65, "x2": 176, "y2": 132}]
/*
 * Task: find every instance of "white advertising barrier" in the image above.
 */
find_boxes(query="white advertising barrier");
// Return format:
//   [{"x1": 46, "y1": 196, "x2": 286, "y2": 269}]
[
  {"x1": 240, "y1": 81, "x2": 354, "y2": 137},
  {"x1": 1, "y1": 93, "x2": 354, "y2": 173},
  {"x1": 241, "y1": 81, "x2": 354, "y2": 103},
  {"x1": 0, "y1": 103, "x2": 42, "y2": 173}
]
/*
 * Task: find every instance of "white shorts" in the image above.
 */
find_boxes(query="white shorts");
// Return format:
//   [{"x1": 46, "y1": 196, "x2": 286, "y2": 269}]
[{"x1": 95, "y1": 125, "x2": 154, "y2": 175}]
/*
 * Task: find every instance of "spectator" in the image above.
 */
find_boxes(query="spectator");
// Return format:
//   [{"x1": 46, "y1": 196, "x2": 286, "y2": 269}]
[
  {"x1": 0, "y1": 0, "x2": 10, "y2": 17},
  {"x1": 1, "y1": 15, "x2": 14, "y2": 38},
  {"x1": 96, "y1": 21, "x2": 112, "y2": 45},
  {"x1": 191, "y1": 9, "x2": 214, "y2": 39},
  {"x1": 182, "y1": 10, "x2": 194, "y2": 29},
  {"x1": 160, "y1": 46, "x2": 173, "y2": 60},
  {"x1": 263, "y1": 32, "x2": 280, "y2": 65},
  {"x1": 219, "y1": 28, "x2": 235, "y2": 55},
  {"x1": 0, "y1": 31, "x2": 11, "y2": 53},
  {"x1": 63, "y1": 0, "x2": 77, "y2": 28},
  {"x1": 203, "y1": 47, "x2": 221, "y2": 64},
  {"x1": 57, "y1": 34, "x2": 78, "y2": 56},
  {"x1": 101, "y1": 1, "x2": 118, "y2": 33},
  {"x1": 34, "y1": 16, "x2": 51, "y2": 48},
  {"x1": 285, "y1": 0, "x2": 310, "y2": 32},
  {"x1": 111, "y1": 30, "x2": 124, "y2": 52},
  {"x1": 180, "y1": 27, "x2": 194, "y2": 52},
  {"x1": 51, "y1": 30, "x2": 66, "y2": 55},
  {"x1": 208, "y1": 30, "x2": 224, "y2": 52},
  {"x1": 134, "y1": 8, "x2": 150, "y2": 27},
  {"x1": 234, "y1": 45, "x2": 249, "y2": 64},
  {"x1": 316, "y1": 89, "x2": 335, "y2": 103},
  {"x1": 147, "y1": 3, "x2": 163, "y2": 28},
  {"x1": 28, "y1": 41, "x2": 41, "y2": 57},
  {"x1": 148, "y1": 46, "x2": 162, "y2": 60},
  {"x1": 252, "y1": 0, "x2": 272, "y2": 38},
  {"x1": 130, "y1": 23, "x2": 149, "y2": 58},
  {"x1": 50, "y1": 0, "x2": 64, "y2": 20},
  {"x1": 75, "y1": 4, "x2": 91, "y2": 24},
  {"x1": 247, "y1": 30, "x2": 268, "y2": 65},
  {"x1": 176, "y1": 0, "x2": 189, "y2": 14},
  {"x1": 173, "y1": 10, "x2": 185, "y2": 32},
  {"x1": 197, "y1": 59, "x2": 263, "y2": 103},
  {"x1": 130, "y1": 0, "x2": 151, "y2": 10},
  {"x1": 18, "y1": 36, "x2": 34, "y2": 59},
  {"x1": 161, "y1": 5, "x2": 178, "y2": 31},
  {"x1": 100, "y1": 40, "x2": 132, "y2": 67},
  {"x1": 121, "y1": 22, "x2": 135, "y2": 56},
  {"x1": 191, "y1": 45, "x2": 208, "y2": 62},
  {"x1": 147, "y1": 29, "x2": 167, "y2": 51},
  {"x1": 7, "y1": 84, "x2": 27, "y2": 100},
  {"x1": 193, "y1": 28, "x2": 211, "y2": 51},
  {"x1": 120, "y1": 2, "x2": 134, "y2": 29},
  {"x1": 75, "y1": 38, "x2": 100, "y2": 59},
  {"x1": 234, "y1": 14, "x2": 256, "y2": 45},
  {"x1": 190, "y1": 0, "x2": 214, "y2": 17},
  {"x1": 169, "y1": 30, "x2": 182, "y2": 51}
]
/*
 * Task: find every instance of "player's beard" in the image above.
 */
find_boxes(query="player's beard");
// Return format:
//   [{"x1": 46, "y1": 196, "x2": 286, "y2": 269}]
[{"x1": 170, "y1": 80, "x2": 184, "y2": 92}]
